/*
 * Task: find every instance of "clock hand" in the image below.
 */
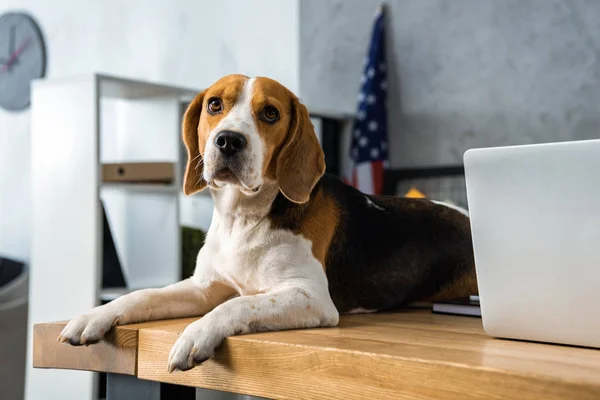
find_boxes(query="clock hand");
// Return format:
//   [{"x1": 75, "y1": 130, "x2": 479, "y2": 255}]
[
  {"x1": 0, "y1": 37, "x2": 31, "y2": 73},
  {"x1": 9, "y1": 25, "x2": 15, "y2": 56}
]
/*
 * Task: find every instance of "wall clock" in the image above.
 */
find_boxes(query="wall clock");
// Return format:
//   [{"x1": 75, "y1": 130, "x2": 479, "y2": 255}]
[{"x1": 0, "y1": 12, "x2": 46, "y2": 112}]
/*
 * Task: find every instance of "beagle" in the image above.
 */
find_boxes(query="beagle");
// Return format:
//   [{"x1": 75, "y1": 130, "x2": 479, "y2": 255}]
[{"x1": 58, "y1": 74, "x2": 477, "y2": 372}]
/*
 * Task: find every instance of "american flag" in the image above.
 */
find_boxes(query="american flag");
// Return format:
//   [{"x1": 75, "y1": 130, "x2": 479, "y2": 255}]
[{"x1": 346, "y1": 5, "x2": 388, "y2": 195}]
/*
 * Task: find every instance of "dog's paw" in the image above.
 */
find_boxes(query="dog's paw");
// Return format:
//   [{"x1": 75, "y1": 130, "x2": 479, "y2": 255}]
[
  {"x1": 167, "y1": 320, "x2": 224, "y2": 372},
  {"x1": 58, "y1": 310, "x2": 120, "y2": 346}
]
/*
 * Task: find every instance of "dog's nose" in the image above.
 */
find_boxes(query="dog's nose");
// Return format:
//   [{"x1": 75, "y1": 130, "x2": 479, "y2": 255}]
[{"x1": 214, "y1": 131, "x2": 247, "y2": 157}]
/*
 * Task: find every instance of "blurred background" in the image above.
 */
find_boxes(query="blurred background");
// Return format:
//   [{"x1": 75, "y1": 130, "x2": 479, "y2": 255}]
[{"x1": 1, "y1": 0, "x2": 599, "y2": 399}]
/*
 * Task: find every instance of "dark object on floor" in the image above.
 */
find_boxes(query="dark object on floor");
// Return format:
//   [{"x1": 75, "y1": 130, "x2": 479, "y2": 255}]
[
  {"x1": 102, "y1": 202, "x2": 126, "y2": 289},
  {"x1": 181, "y1": 226, "x2": 206, "y2": 279},
  {"x1": 0, "y1": 256, "x2": 24, "y2": 287},
  {"x1": 107, "y1": 372, "x2": 195, "y2": 400},
  {"x1": 0, "y1": 257, "x2": 27, "y2": 400}
]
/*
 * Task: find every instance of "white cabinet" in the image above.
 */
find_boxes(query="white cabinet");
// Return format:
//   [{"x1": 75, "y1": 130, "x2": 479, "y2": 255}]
[{"x1": 26, "y1": 74, "x2": 199, "y2": 400}]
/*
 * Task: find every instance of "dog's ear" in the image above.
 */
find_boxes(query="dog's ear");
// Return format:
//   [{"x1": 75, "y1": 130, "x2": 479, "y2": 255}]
[
  {"x1": 276, "y1": 97, "x2": 325, "y2": 204},
  {"x1": 182, "y1": 91, "x2": 208, "y2": 196}
]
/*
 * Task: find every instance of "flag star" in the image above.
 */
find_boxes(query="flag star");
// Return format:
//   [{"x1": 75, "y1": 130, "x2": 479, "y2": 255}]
[
  {"x1": 371, "y1": 148, "x2": 380, "y2": 158},
  {"x1": 357, "y1": 92, "x2": 365, "y2": 103},
  {"x1": 368, "y1": 120, "x2": 378, "y2": 131},
  {"x1": 360, "y1": 75, "x2": 367, "y2": 84},
  {"x1": 367, "y1": 67, "x2": 375, "y2": 78},
  {"x1": 381, "y1": 80, "x2": 388, "y2": 91},
  {"x1": 367, "y1": 94, "x2": 376, "y2": 104},
  {"x1": 359, "y1": 137, "x2": 369, "y2": 147},
  {"x1": 358, "y1": 110, "x2": 367, "y2": 120}
]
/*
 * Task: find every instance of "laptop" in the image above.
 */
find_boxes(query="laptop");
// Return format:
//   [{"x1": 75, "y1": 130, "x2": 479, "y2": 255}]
[{"x1": 464, "y1": 139, "x2": 600, "y2": 348}]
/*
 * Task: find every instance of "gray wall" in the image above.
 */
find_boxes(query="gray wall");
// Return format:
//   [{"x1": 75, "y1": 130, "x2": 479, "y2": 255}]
[{"x1": 300, "y1": 0, "x2": 600, "y2": 168}]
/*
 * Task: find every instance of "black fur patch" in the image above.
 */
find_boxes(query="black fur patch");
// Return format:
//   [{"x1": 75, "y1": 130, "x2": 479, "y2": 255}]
[{"x1": 269, "y1": 174, "x2": 475, "y2": 313}]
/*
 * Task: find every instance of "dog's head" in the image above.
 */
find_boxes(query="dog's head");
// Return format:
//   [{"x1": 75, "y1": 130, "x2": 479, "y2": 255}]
[{"x1": 182, "y1": 74, "x2": 325, "y2": 204}]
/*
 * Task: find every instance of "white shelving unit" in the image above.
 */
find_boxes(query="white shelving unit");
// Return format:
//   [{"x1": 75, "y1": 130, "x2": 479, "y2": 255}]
[{"x1": 26, "y1": 74, "x2": 199, "y2": 400}]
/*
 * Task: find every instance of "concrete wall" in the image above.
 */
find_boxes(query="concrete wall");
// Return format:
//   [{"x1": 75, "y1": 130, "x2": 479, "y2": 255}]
[
  {"x1": 300, "y1": 0, "x2": 600, "y2": 168},
  {"x1": 0, "y1": 0, "x2": 300, "y2": 264}
]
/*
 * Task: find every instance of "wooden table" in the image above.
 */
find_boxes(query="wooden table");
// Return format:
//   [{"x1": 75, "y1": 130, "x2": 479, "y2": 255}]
[{"x1": 33, "y1": 309, "x2": 600, "y2": 400}]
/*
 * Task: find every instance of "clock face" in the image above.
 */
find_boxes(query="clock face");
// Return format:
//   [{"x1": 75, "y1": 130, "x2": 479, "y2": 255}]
[{"x1": 0, "y1": 12, "x2": 46, "y2": 112}]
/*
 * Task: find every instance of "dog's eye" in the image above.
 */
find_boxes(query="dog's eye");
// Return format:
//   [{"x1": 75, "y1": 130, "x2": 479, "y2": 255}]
[
  {"x1": 261, "y1": 106, "x2": 279, "y2": 124},
  {"x1": 207, "y1": 98, "x2": 223, "y2": 114}
]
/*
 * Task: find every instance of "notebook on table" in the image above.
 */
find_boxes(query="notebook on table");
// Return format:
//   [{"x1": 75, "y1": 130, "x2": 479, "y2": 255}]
[{"x1": 432, "y1": 295, "x2": 481, "y2": 317}]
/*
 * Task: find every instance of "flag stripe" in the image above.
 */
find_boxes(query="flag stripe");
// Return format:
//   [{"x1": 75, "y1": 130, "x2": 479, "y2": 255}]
[
  {"x1": 372, "y1": 160, "x2": 385, "y2": 194},
  {"x1": 346, "y1": 6, "x2": 388, "y2": 196},
  {"x1": 356, "y1": 162, "x2": 374, "y2": 194}
]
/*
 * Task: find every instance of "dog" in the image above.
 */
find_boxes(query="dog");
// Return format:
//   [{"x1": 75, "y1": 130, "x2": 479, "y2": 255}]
[{"x1": 58, "y1": 74, "x2": 477, "y2": 372}]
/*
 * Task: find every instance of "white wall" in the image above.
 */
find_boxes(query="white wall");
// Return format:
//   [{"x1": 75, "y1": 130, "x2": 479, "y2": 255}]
[{"x1": 0, "y1": 0, "x2": 300, "y2": 264}]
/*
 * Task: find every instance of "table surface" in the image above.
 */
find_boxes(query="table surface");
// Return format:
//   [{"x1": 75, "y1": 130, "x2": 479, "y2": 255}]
[{"x1": 34, "y1": 309, "x2": 600, "y2": 400}]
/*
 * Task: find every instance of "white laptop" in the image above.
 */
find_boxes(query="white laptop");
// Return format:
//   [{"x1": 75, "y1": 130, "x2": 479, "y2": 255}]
[{"x1": 464, "y1": 139, "x2": 600, "y2": 348}]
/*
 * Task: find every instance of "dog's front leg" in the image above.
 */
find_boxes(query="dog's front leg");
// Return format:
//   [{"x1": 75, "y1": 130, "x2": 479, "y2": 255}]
[
  {"x1": 58, "y1": 278, "x2": 235, "y2": 346},
  {"x1": 167, "y1": 285, "x2": 339, "y2": 372}
]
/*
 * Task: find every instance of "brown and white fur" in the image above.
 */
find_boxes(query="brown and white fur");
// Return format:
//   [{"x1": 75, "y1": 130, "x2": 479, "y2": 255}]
[{"x1": 58, "y1": 74, "x2": 477, "y2": 372}]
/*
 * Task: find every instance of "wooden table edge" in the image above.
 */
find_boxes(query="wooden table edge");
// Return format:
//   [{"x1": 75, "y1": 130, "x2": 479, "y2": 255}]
[
  {"x1": 135, "y1": 327, "x2": 600, "y2": 400},
  {"x1": 33, "y1": 312, "x2": 600, "y2": 400},
  {"x1": 33, "y1": 322, "x2": 139, "y2": 375}
]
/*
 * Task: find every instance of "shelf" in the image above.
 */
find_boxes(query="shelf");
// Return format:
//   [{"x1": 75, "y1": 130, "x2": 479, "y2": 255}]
[
  {"x1": 97, "y1": 74, "x2": 199, "y2": 100},
  {"x1": 101, "y1": 183, "x2": 213, "y2": 197},
  {"x1": 101, "y1": 183, "x2": 179, "y2": 194},
  {"x1": 308, "y1": 108, "x2": 354, "y2": 120},
  {"x1": 33, "y1": 73, "x2": 200, "y2": 101}
]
